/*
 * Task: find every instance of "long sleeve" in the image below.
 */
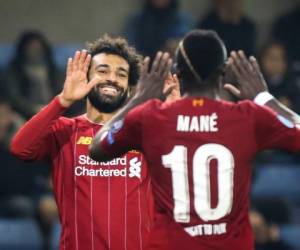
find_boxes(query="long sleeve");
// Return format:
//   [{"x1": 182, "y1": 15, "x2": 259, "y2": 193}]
[{"x1": 10, "y1": 96, "x2": 67, "y2": 161}]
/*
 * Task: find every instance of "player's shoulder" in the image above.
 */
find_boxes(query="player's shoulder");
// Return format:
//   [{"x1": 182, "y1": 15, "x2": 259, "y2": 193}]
[
  {"x1": 56, "y1": 116, "x2": 76, "y2": 125},
  {"x1": 135, "y1": 99, "x2": 164, "y2": 113},
  {"x1": 228, "y1": 100, "x2": 274, "y2": 116},
  {"x1": 54, "y1": 114, "x2": 92, "y2": 130},
  {"x1": 234, "y1": 100, "x2": 256, "y2": 111}
]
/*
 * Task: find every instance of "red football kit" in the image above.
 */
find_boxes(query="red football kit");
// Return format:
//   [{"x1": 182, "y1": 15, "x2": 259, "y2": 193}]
[
  {"x1": 100, "y1": 97, "x2": 300, "y2": 250},
  {"x1": 11, "y1": 97, "x2": 153, "y2": 250}
]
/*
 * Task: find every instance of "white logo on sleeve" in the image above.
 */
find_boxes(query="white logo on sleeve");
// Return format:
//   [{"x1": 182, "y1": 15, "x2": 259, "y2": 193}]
[
  {"x1": 107, "y1": 119, "x2": 124, "y2": 145},
  {"x1": 277, "y1": 115, "x2": 294, "y2": 128},
  {"x1": 129, "y1": 157, "x2": 141, "y2": 179},
  {"x1": 112, "y1": 120, "x2": 124, "y2": 131}
]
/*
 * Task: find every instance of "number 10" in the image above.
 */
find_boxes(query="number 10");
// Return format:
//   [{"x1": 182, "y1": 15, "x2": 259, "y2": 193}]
[{"x1": 162, "y1": 144, "x2": 234, "y2": 223}]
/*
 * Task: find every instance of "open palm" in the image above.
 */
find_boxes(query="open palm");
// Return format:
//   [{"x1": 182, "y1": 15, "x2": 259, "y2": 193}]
[{"x1": 60, "y1": 50, "x2": 99, "y2": 106}]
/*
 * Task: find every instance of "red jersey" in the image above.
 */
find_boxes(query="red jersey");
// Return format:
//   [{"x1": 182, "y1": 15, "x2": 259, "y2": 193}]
[
  {"x1": 100, "y1": 97, "x2": 300, "y2": 250},
  {"x1": 11, "y1": 97, "x2": 153, "y2": 250}
]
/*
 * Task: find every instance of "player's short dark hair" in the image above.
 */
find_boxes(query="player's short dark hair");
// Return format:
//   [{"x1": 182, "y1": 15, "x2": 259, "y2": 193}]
[
  {"x1": 176, "y1": 29, "x2": 227, "y2": 87},
  {"x1": 87, "y1": 34, "x2": 142, "y2": 86}
]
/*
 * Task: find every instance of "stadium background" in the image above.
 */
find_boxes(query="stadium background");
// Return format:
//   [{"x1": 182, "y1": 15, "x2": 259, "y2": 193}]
[
  {"x1": 0, "y1": 0, "x2": 300, "y2": 249},
  {"x1": 0, "y1": 0, "x2": 298, "y2": 43}
]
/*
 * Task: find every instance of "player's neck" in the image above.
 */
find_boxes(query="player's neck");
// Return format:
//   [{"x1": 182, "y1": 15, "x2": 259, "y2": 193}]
[
  {"x1": 184, "y1": 88, "x2": 218, "y2": 100},
  {"x1": 86, "y1": 100, "x2": 116, "y2": 124}
]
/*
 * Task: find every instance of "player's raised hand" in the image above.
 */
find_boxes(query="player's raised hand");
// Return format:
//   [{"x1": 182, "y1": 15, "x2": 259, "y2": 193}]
[
  {"x1": 134, "y1": 52, "x2": 173, "y2": 101},
  {"x1": 164, "y1": 72, "x2": 181, "y2": 102},
  {"x1": 58, "y1": 50, "x2": 100, "y2": 107},
  {"x1": 224, "y1": 50, "x2": 268, "y2": 100}
]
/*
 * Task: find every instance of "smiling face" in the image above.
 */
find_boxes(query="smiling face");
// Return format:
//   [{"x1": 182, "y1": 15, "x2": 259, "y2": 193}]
[{"x1": 87, "y1": 53, "x2": 130, "y2": 113}]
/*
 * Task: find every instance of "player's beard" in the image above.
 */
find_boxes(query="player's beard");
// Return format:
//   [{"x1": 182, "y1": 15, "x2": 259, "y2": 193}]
[{"x1": 87, "y1": 81, "x2": 128, "y2": 113}]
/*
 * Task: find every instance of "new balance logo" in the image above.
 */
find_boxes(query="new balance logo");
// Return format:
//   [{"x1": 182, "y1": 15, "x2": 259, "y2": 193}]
[
  {"x1": 192, "y1": 99, "x2": 204, "y2": 107},
  {"x1": 77, "y1": 136, "x2": 92, "y2": 145}
]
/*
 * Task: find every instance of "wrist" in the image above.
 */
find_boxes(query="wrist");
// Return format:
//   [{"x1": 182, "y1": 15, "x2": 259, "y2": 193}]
[
  {"x1": 253, "y1": 91, "x2": 274, "y2": 106},
  {"x1": 57, "y1": 93, "x2": 74, "y2": 108}
]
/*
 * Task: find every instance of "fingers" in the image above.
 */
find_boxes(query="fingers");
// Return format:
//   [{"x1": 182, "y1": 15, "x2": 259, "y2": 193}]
[
  {"x1": 232, "y1": 50, "x2": 257, "y2": 77},
  {"x1": 87, "y1": 77, "x2": 100, "y2": 92},
  {"x1": 83, "y1": 54, "x2": 92, "y2": 73},
  {"x1": 227, "y1": 57, "x2": 241, "y2": 79},
  {"x1": 66, "y1": 58, "x2": 73, "y2": 76},
  {"x1": 163, "y1": 83, "x2": 177, "y2": 96},
  {"x1": 164, "y1": 58, "x2": 173, "y2": 79},
  {"x1": 72, "y1": 50, "x2": 90, "y2": 72},
  {"x1": 237, "y1": 50, "x2": 255, "y2": 73},
  {"x1": 223, "y1": 83, "x2": 241, "y2": 97},
  {"x1": 229, "y1": 50, "x2": 255, "y2": 81},
  {"x1": 249, "y1": 56, "x2": 262, "y2": 77},
  {"x1": 230, "y1": 51, "x2": 247, "y2": 77},
  {"x1": 141, "y1": 57, "x2": 150, "y2": 76},
  {"x1": 172, "y1": 74, "x2": 180, "y2": 90},
  {"x1": 158, "y1": 54, "x2": 172, "y2": 79},
  {"x1": 150, "y1": 52, "x2": 172, "y2": 77},
  {"x1": 228, "y1": 52, "x2": 268, "y2": 99},
  {"x1": 163, "y1": 73, "x2": 180, "y2": 93},
  {"x1": 159, "y1": 53, "x2": 171, "y2": 74},
  {"x1": 150, "y1": 52, "x2": 163, "y2": 74},
  {"x1": 165, "y1": 72, "x2": 173, "y2": 84},
  {"x1": 73, "y1": 51, "x2": 81, "y2": 71},
  {"x1": 79, "y1": 50, "x2": 87, "y2": 68},
  {"x1": 249, "y1": 56, "x2": 269, "y2": 91}
]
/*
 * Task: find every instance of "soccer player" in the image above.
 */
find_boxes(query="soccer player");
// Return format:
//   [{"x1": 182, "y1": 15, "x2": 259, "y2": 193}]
[
  {"x1": 11, "y1": 35, "x2": 155, "y2": 250},
  {"x1": 90, "y1": 30, "x2": 300, "y2": 250}
]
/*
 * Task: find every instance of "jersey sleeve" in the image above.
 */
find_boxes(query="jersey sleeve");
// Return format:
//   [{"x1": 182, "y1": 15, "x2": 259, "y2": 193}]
[
  {"x1": 253, "y1": 103, "x2": 300, "y2": 152},
  {"x1": 10, "y1": 96, "x2": 67, "y2": 161},
  {"x1": 100, "y1": 100, "x2": 155, "y2": 158}
]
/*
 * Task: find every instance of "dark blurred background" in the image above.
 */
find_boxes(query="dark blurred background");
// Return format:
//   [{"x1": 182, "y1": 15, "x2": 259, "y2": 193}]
[{"x1": 0, "y1": 0, "x2": 300, "y2": 249}]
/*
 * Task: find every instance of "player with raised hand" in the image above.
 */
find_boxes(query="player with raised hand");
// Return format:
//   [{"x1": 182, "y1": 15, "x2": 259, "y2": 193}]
[
  {"x1": 164, "y1": 72, "x2": 181, "y2": 102},
  {"x1": 11, "y1": 35, "x2": 155, "y2": 250},
  {"x1": 58, "y1": 50, "x2": 98, "y2": 107},
  {"x1": 225, "y1": 50, "x2": 300, "y2": 124},
  {"x1": 90, "y1": 30, "x2": 300, "y2": 250}
]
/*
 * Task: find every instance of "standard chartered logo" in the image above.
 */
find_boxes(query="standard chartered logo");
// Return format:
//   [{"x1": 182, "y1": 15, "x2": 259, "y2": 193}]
[
  {"x1": 75, "y1": 155, "x2": 141, "y2": 179},
  {"x1": 75, "y1": 166, "x2": 127, "y2": 177},
  {"x1": 129, "y1": 157, "x2": 141, "y2": 179}
]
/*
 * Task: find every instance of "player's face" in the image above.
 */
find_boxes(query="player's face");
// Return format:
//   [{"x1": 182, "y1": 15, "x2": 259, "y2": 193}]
[{"x1": 87, "y1": 53, "x2": 130, "y2": 113}]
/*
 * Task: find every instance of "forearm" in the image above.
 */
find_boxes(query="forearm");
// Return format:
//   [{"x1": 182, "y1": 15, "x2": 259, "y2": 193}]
[
  {"x1": 265, "y1": 98, "x2": 300, "y2": 126},
  {"x1": 90, "y1": 96, "x2": 143, "y2": 160},
  {"x1": 10, "y1": 96, "x2": 67, "y2": 160},
  {"x1": 253, "y1": 90, "x2": 300, "y2": 125}
]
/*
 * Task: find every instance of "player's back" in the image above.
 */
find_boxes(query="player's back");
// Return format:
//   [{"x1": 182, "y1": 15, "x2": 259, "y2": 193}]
[{"x1": 140, "y1": 97, "x2": 271, "y2": 250}]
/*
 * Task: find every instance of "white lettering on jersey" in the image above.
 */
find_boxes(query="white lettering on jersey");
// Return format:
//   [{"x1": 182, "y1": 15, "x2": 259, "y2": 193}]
[
  {"x1": 177, "y1": 113, "x2": 218, "y2": 132},
  {"x1": 76, "y1": 155, "x2": 141, "y2": 179},
  {"x1": 162, "y1": 144, "x2": 234, "y2": 223},
  {"x1": 78, "y1": 155, "x2": 126, "y2": 166},
  {"x1": 75, "y1": 166, "x2": 127, "y2": 177},
  {"x1": 184, "y1": 223, "x2": 227, "y2": 237}
]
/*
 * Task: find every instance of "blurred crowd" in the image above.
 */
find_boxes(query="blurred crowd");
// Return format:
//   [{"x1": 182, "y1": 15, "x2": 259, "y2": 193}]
[{"x1": 0, "y1": 0, "x2": 300, "y2": 249}]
